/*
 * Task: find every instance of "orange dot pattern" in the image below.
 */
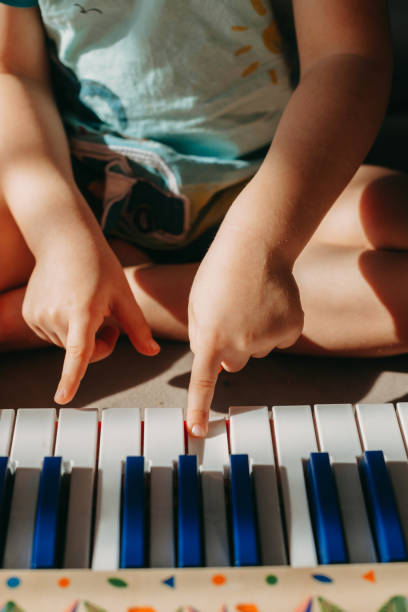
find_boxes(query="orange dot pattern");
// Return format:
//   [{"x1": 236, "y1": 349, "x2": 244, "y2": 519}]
[
  {"x1": 250, "y1": 0, "x2": 267, "y2": 16},
  {"x1": 231, "y1": 0, "x2": 283, "y2": 84},
  {"x1": 235, "y1": 45, "x2": 253, "y2": 56},
  {"x1": 58, "y1": 577, "x2": 70, "y2": 588},
  {"x1": 241, "y1": 62, "x2": 259, "y2": 78},
  {"x1": 212, "y1": 573, "x2": 227, "y2": 586},
  {"x1": 269, "y1": 69, "x2": 277, "y2": 84},
  {"x1": 262, "y1": 22, "x2": 282, "y2": 54}
]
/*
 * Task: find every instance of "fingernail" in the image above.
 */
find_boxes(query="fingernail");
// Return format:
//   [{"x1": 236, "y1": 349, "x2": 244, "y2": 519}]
[
  {"x1": 148, "y1": 339, "x2": 161, "y2": 354},
  {"x1": 54, "y1": 388, "x2": 66, "y2": 403},
  {"x1": 191, "y1": 424, "x2": 206, "y2": 438}
]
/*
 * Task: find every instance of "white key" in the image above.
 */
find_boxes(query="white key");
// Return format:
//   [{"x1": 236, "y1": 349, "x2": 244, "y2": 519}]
[
  {"x1": 144, "y1": 407, "x2": 184, "y2": 469},
  {"x1": 144, "y1": 407, "x2": 184, "y2": 568},
  {"x1": 3, "y1": 409, "x2": 56, "y2": 568},
  {"x1": 396, "y1": 403, "x2": 408, "y2": 451},
  {"x1": 273, "y1": 405, "x2": 317, "y2": 567},
  {"x1": 356, "y1": 403, "x2": 408, "y2": 548},
  {"x1": 314, "y1": 404, "x2": 377, "y2": 563},
  {"x1": 230, "y1": 406, "x2": 287, "y2": 565},
  {"x1": 55, "y1": 409, "x2": 98, "y2": 568},
  {"x1": 356, "y1": 404, "x2": 406, "y2": 460},
  {"x1": 189, "y1": 418, "x2": 229, "y2": 473},
  {"x1": 9, "y1": 409, "x2": 56, "y2": 468},
  {"x1": 56, "y1": 409, "x2": 98, "y2": 471},
  {"x1": 230, "y1": 406, "x2": 274, "y2": 466},
  {"x1": 92, "y1": 408, "x2": 141, "y2": 570},
  {"x1": 189, "y1": 418, "x2": 229, "y2": 566},
  {"x1": 0, "y1": 410, "x2": 15, "y2": 456}
]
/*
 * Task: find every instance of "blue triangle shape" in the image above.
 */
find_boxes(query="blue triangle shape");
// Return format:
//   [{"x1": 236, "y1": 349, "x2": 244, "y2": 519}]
[{"x1": 162, "y1": 576, "x2": 175, "y2": 588}]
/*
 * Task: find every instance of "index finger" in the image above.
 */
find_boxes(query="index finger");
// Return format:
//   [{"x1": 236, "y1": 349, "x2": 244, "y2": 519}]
[
  {"x1": 113, "y1": 290, "x2": 160, "y2": 356},
  {"x1": 187, "y1": 349, "x2": 221, "y2": 437},
  {"x1": 54, "y1": 319, "x2": 95, "y2": 404}
]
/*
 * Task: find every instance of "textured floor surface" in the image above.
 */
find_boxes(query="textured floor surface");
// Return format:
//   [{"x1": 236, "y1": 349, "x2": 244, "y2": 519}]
[{"x1": 2, "y1": 338, "x2": 408, "y2": 415}]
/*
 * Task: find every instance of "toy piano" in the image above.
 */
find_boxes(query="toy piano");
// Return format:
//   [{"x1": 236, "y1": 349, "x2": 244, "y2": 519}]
[{"x1": 1, "y1": 403, "x2": 408, "y2": 612}]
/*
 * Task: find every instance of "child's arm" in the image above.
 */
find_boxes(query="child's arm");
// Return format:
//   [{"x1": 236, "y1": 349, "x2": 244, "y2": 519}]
[
  {"x1": 187, "y1": 0, "x2": 392, "y2": 436},
  {"x1": 0, "y1": 6, "x2": 159, "y2": 404}
]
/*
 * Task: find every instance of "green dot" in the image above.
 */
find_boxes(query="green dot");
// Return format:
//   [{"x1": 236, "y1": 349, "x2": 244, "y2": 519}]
[
  {"x1": 265, "y1": 574, "x2": 278, "y2": 585},
  {"x1": 107, "y1": 577, "x2": 128, "y2": 588}
]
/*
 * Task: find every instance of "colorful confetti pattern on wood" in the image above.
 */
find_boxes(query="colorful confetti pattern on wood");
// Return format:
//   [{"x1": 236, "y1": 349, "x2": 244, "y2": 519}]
[
  {"x1": 378, "y1": 596, "x2": 408, "y2": 612},
  {"x1": 317, "y1": 598, "x2": 346, "y2": 612},
  {"x1": 2, "y1": 599, "x2": 408, "y2": 612},
  {"x1": 0, "y1": 604, "x2": 25, "y2": 612},
  {"x1": 1, "y1": 565, "x2": 408, "y2": 612}
]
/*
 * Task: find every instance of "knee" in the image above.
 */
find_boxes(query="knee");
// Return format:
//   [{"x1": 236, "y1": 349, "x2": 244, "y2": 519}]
[{"x1": 360, "y1": 171, "x2": 408, "y2": 251}]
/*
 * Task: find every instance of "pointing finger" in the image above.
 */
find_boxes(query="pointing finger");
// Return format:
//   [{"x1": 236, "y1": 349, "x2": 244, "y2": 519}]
[
  {"x1": 114, "y1": 290, "x2": 160, "y2": 356},
  {"x1": 54, "y1": 318, "x2": 95, "y2": 404},
  {"x1": 187, "y1": 349, "x2": 221, "y2": 437}
]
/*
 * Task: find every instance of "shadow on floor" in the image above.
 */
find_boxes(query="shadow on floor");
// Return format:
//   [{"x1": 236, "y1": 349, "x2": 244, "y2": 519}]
[
  {"x1": 0, "y1": 338, "x2": 187, "y2": 409},
  {"x1": 170, "y1": 352, "x2": 408, "y2": 413},
  {"x1": 2, "y1": 339, "x2": 408, "y2": 411}
]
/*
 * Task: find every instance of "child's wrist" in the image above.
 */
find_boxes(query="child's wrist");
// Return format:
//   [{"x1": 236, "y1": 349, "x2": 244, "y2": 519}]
[
  {"x1": 220, "y1": 180, "x2": 300, "y2": 268},
  {"x1": 32, "y1": 213, "x2": 104, "y2": 261},
  {"x1": 23, "y1": 200, "x2": 102, "y2": 261}
]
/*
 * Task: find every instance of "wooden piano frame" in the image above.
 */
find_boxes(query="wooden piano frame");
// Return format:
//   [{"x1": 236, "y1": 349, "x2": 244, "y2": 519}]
[{"x1": 1, "y1": 564, "x2": 408, "y2": 611}]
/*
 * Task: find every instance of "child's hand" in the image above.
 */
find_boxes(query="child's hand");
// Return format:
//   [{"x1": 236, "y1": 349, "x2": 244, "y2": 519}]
[
  {"x1": 22, "y1": 230, "x2": 159, "y2": 404},
  {"x1": 186, "y1": 222, "x2": 303, "y2": 437}
]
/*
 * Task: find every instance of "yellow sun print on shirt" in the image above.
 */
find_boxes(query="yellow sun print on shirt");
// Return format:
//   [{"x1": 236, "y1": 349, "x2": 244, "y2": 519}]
[{"x1": 232, "y1": 0, "x2": 282, "y2": 84}]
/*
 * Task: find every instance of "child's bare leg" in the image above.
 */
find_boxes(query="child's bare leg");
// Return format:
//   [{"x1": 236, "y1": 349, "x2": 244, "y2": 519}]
[
  {"x1": 110, "y1": 241, "x2": 196, "y2": 340},
  {"x1": 291, "y1": 244, "x2": 408, "y2": 356},
  {"x1": 290, "y1": 165, "x2": 408, "y2": 356},
  {"x1": 123, "y1": 262, "x2": 197, "y2": 341},
  {"x1": 124, "y1": 165, "x2": 408, "y2": 356},
  {"x1": 0, "y1": 194, "x2": 41, "y2": 349},
  {"x1": 312, "y1": 165, "x2": 408, "y2": 250},
  {"x1": 0, "y1": 194, "x2": 35, "y2": 291},
  {"x1": 3, "y1": 164, "x2": 408, "y2": 358},
  {"x1": 124, "y1": 245, "x2": 408, "y2": 356}
]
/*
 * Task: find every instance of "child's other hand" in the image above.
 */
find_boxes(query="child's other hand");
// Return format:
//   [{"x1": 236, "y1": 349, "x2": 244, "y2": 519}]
[
  {"x1": 186, "y1": 223, "x2": 304, "y2": 437},
  {"x1": 22, "y1": 231, "x2": 160, "y2": 404}
]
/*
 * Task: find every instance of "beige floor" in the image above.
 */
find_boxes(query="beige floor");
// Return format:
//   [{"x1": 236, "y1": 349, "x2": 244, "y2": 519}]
[{"x1": 2, "y1": 338, "x2": 408, "y2": 415}]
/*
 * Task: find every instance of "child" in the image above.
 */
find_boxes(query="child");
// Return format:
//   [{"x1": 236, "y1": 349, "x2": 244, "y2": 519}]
[{"x1": 0, "y1": 1, "x2": 400, "y2": 437}]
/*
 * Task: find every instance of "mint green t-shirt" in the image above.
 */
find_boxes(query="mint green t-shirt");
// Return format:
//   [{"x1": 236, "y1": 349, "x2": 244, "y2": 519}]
[{"x1": 1, "y1": 1, "x2": 293, "y2": 248}]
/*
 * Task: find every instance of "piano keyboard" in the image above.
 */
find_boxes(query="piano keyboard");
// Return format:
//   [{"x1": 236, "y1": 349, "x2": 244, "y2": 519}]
[
  {"x1": 1, "y1": 403, "x2": 408, "y2": 575},
  {"x1": 3, "y1": 403, "x2": 408, "y2": 611}
]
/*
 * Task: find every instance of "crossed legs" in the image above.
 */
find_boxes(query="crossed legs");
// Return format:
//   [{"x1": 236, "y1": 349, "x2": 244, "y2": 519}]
[{"x1": 1, "y1": 164, "x2": 408, "y2": 357}]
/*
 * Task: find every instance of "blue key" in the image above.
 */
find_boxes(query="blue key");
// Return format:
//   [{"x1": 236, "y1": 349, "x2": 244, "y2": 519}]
[
  {"x1": 360, "y1": 450, "x2": 407, "y2": 562},
  {"x1": 230, "y1": 454, "x2": 258, "y2": 566},
  {"x1": 178, "y1": 454, "x2": 202, "y2": 567},
  {"x1": 307, "y1": 452, "x2": 347, "y2": 564},
  {"x1": 32, "y1": 456, "x2": 62, "y2": 569},
  {"x1": 121, "y1": 456, "x2": 145, "y2": 568}
]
